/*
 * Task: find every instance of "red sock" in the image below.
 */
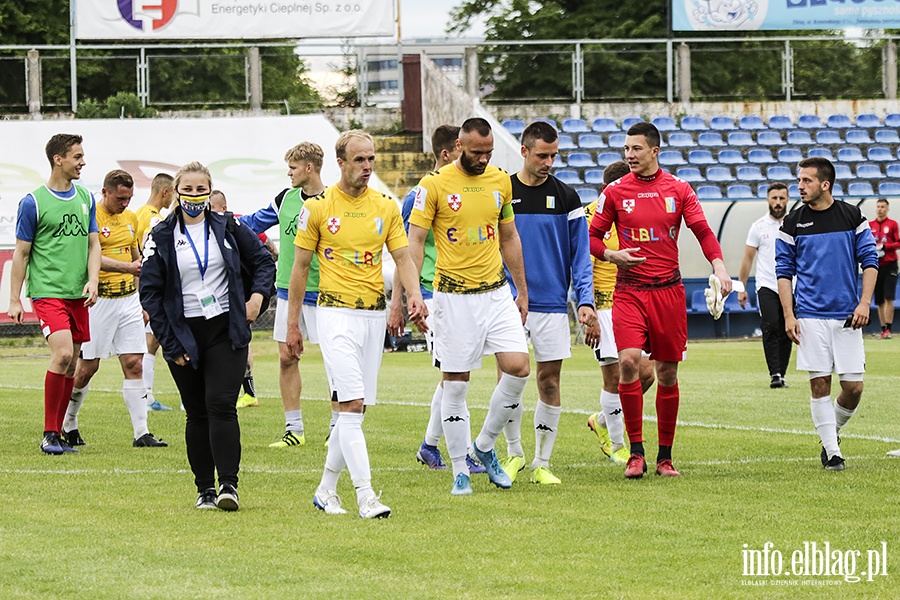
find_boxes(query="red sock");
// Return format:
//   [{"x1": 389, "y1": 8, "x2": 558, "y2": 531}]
[
  {"x1": 44, "y1": 371, "x2": 67, "y2": 433},
  {"x1": 58, "y1": 377, "x2": 76, "y2": 432},
  {"x1": 656, "y1": 382, "x2": 680, "y2": 447},
  {"x1": 617, "y1": 379, "x2": 644, "y2": 443}
]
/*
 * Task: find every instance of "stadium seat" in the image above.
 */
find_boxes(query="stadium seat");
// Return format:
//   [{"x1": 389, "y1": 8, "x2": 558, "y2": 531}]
[
  {"x1": 554, "y1": 169, "x2": 583, "y2": 185},
  {"x1": 856, "y1": 163, "x2": 885, "y2": 179},
  {"x1": 788, "y1": 183, "x2": 800, "y2": 197},
  {"x1": 562, "y1": 118, "x2": 590, "y2": 133},
  {"x1": 826, "y1": 114, "x2": 852, "y2": 129},
  {"x1": 680, "y1": 116, "x2": 708, "y2": 131},
  {"x1": 698, "y1": 132, "x2": 727, "y2": 147},
  {"x1": 597, "y1": 152, "x2": 623, "y2": 167},
  {"x1": 688, "y1": 149, "x2": 716, "y2": 164},
  {"x1": 845, "y1": 129, "x2": 872, "y2": 144},
  {"x1": 727, "y1": 184, "x2": 754, "y2": 198},
  {"x1": 558, "y1": 134, "x2": 577, "y2": 150},
  {"x1": 777, "y1": 148, "x2": 803, "y2": 163},
  {"x1": 833, "y1": 163, "x2": 854, "y2": 180},
  {"x1": 798, "y1": 114, "x2": 825, "y2": 128},
  {"x1": 584, "y1": 169, "x2": 604, "y2": 185},
  {"x1": 875, "y1": 129, "x2": 900, "y2": 144},
  {"x1": 553, "y1": 155, "x2": 566, "y2": 168},
  {"x1": 847, "y1": 181, "x2": 875, "y2": 196},
  {"x1": 689, "y1": 289, "x2": 708, "y2": 313},
  {"x1": 878, "y1": 181, "x2": 900, "y2": 196},
  {"x1": 833, "y1": 183, "x2": 845, "y2": 197},
  {"x1": 566, "y1": 152, "x2": 597, "y2": 168},
  {"x1": 867, "y1": 146, "x2": 893, "y2": 162},
  {"x1": 808, "y1": 147, "x2": 835, "y2": 161},
  {"x1": 768, "y1": 115, "x2": 795, "y2": 129},
  {"x1": 697, "y1": 185, "x2": 724, "y2": 199},
  {"x1": 855, "y1": 113, "x2": 881, "y2": 128},
  {"x1": 659, "y1": 150, "x2": 687, "y2": 166},
  {"x1": 667, "y1": 132, "x2": 696, "y2": 147},
  {"x1": 757, "y1": 183, "x2": 769, "y2": 198},
  {"x1": 727, "y1": 131, "x2": 755, "y2": 146},
  {"x1": 766, "y1": 165, "x2": 793, "y2": 180},
  {"x1": 652, "y1": 116, "x2": 678, "y2": 132},
  {"x1": 736, "y1": 166, "x2": 765, "y2": 181},
  {"x1": 592, "y1": 117, "x2": 619, "y2": 132},
  {"x1": 608, "y1": 133, "x2": 626, "y2": 148},
  {"x1": 535, "y1": 117, "x2": 558, "y2": 128},
  {"x1": 815, "y1": 130, "x2": 842, "y2": 145},
  {"x1": 675, "y1": 166, "x2": 704, "y2": 182},
  {"x1": 724, "y1": 293, "x2": 754, "y2": 314},
  {"x1": 717, "y1": 149, "x2": 746, "y2": 164},
  {"x1": 577, "y1": 134, "x2": 605, "y2": 149},
  {"x1": 706, "y1": 166, "x2": 735, "y2": 182},
  {"x1": 747, "y1": 149, "x2": 776, "y2": 164},
  {"x1": 837, "y1": 147, "x2": 865, "y2": 162},
  {"x1": 575, "y1": 187, "x2": 599, "y2": 204},
  {"x1": 739, "y1": 115, "x2": 766, "y2": 130},
  {"x1": 786, "y1": 131, "x2": 814, "y2": 145},
  {"x1": 502, "y1": 119, "x2": 526, "y2": 136},
  {"x1": 622, "y1": 117, "x2": 642, "y2": 131},
  {"x1": 757, "y1": 131, "x2": 785, "y2": 146},
  {"x1": 710, "y1": 116, "x2": 736, "y2": 130},
  {"x1": 885, "y1": 113, "x2": 900, "y2": 128},
  {"x1": 886, "y1": 163, "x2": 900, "y2": 178}
]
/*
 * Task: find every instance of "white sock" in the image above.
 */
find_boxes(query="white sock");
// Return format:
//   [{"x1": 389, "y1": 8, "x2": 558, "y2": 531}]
[
  {"x1": 441, "y1": 380, "x2": 470, "y2": 477},
  {"x1": 285, "y1": 409, "x2": 304, "y2": 434},
  {"x1": 63, "y1": 384, "x2": 89, "y2": 432},
  {"x1": 329, "y1": 410, "x2": 339, "y2": 433},
  {"x1": 476, "y1": 373, "x2": 528, "y2": 454},
  {"x1": 424, "y1": 382, "x2": 444, "y2": 447},
  {"x1": 336, "y1": 412, "x2": 374, "y2": 506},
  {"x1": 834, "y1": 401, "x2": 857, "y2": 434},
  {"x1": 319, "y1": 418, "x2": 344, "y2": 492},
  {"x1": 123, "y1": 379, "x2": 149, "y2": 439},
  {"x1": 600, "y1": 390, "x2": 625, "y2": 450},
  {"x1": 142, "y1": 354, "x2": 156, "y2": 404},
  {"x1": 533, "y1": 401, "x2": 562, "y2": 468},
  {"x1": 810, "y1": 396, "x2": 840, "y2": 459},
  {"x1": 503, "y1": 400, "x2": 525, "y2": 458}
]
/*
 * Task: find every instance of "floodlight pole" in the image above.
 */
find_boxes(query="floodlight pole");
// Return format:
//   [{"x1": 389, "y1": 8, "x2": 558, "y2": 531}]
[{"x1": 70, "y1": 1, "x2": 78, "y2": 113}]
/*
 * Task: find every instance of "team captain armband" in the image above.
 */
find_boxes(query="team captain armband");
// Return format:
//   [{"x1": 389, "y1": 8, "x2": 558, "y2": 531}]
[{"x1": 500, "y1": 202, "x2": 514, "y2": 221}]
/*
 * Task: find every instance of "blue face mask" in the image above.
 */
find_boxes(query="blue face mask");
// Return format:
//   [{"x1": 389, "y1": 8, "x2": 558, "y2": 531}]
[{"x1": 179, "y1": 192, "x2": 209, "y2": 217}]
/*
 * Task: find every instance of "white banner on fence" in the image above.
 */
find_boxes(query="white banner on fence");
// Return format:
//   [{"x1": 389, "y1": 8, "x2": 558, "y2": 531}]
[{"x1": 75, "y1": 0, "x2": 396, "y2": 40}]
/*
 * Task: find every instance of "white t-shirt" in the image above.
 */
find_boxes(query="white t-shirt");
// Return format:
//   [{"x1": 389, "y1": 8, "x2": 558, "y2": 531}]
[
  {"x1": 745, "y1": 213, "x2": 783, "y2": 293},
  {"x1": 175, "y1": 221, "x2": 230, "y2": 318}
]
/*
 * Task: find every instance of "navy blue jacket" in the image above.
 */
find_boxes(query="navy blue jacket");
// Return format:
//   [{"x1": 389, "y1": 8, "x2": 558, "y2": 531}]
[{"x1": 139, "y1": 209, "x2": 275, "y2": 366}]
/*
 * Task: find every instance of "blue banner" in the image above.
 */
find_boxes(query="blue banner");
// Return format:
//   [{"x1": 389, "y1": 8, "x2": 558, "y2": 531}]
[{"x1": 673, "y1": 0, "x2": 900, "y2": 31}]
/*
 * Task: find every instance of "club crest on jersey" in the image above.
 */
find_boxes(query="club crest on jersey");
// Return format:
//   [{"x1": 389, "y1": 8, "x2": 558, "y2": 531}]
[
  {"x1": 327, "y1": 217, "x2": 341, "y2": 234},
  {"x1": 375, "y1": 217, "x2": 383, "y2": 235},
  {"x1": 623, "y1": 199, "x2": 635, "y2": 214},
  {"x1": 546, "y1": 196, "x2": 555, "y2": 210},
  {"x1": 101, "y1": 226, "x2": 111, "y2": 238},
  {"x1": 664, "y1": 197, "x2": 677, "y2": 213},
  {"x1": 448, "y1": 194, "x2": 462, "y2": 212}
]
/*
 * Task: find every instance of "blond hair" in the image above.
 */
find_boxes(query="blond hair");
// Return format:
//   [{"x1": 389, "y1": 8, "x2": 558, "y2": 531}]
[
  {"x1": 173, "y1": 161, "x2": 212, "y2": 191},
  {"x1": 284, "y1": 142, "x2": 324, "y2": 170},
  {"x1": 335, "y1": 130, "x2": 374, "y2": 161}
]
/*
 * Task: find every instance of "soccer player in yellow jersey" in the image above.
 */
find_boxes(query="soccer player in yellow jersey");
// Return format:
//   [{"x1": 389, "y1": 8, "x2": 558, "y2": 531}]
[
  {"x1": 286, "y1": 130, "x2": 426, "y2": 518},
  {"x1": 64, "y1": 170, "x2": 167, "y2": 448},
  {"x1": 408, "y1": 117, "x2": 530, "y2": 496},
  {"x1": 135, "y1": 173, "x2": 176, "y2": 411}
]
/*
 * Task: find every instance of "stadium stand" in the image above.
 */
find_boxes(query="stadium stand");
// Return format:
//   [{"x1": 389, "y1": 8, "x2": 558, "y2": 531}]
[
  {"x1": 622, "y1": 117, "x2": 642, "y2": 130},
  {"x1": 717, "y1": 149, "x2": 746, "y2": 164},
  {"x1": 558, "y1": 134, "x2": 577, "y2": 150},
  {"x1": 566, "y1": 152, "x2": 596, "y2": 168},
  {"x1": 608, "y1": 133, "x2": 626, "y2": 147},
  {"x1": 878, "y1": 182, "x2": 900, "y2": 195},
  {"x1": 827, "y1": 114, "x2": 853, "y2": 128},
  {"x1": 584, "y1": 169, "x2": 604, "y2": 185},
  {"x1": 727, "y1": 131, "x2": 755, "y2": 146},
  {"x1": 668, "y1": 132, "x2": 696, "y2": 147},
  {"x1": 867, "y1": 146, "x2": 893, "y2": 161},
  {"x1": 706, "y1": 166, "x2": 735, "y2": 182},
  {"x1": 597, "y1": 151, "x2": 622, "y2": 167},
  {"x1": 681, "y1": 116, "x2": 708, "y2": 131},
  {"x1": 815, "y1": 130, "x2": 842, "y2": 144},
  {"x1": 848, "y1": 181, "x2": 875, "y2": 196},
  {"x1": 787, "y1": 130, "x2": 814, "y2": 145},
  {"x1": 659, "y1": 150, "x2": 687, "y2": 166},
  {"x1": 766, "y1": 165, "x2": 792, "y2": 180},
  {"x1": 576, "y1": 187, "x2": 599, "y2": 204},
  {"x1": 577, "y1": 134, "x2": 605, "y2": 149},
  {"x1": 553, "y1": 155, "x2": 566, "y2": 168},
  {"x1": 592, "y1": 117, "x2": 619, "y2": 132},
  {"x1": 689, "y1": 149, "x2": 716, "y2": 164},
  {"x1": 676, "y1": 166, "x2": 704, "y2": 182},
  {"x1": 768, "y1": 115, "x2": 795, "y2": 129},
  {"x1": 555, "y1": 169, "x2": 583, "y2": 185},
  {"x1": 856, "y1": 163, "x2": 884, "y2": 179},
  {"x1": 739, "y1": 115, "x2": 766, "y2": 130},
  {"x1": 562, "y1": 118, "x2": 590, "y2": 133},
  {"x1": 736, "y1": 166, "x2": 765, "y2": 181},
  {"x1": 809, "y1": 147, "x2": 835, "y2": 160},
  {"x1": 747, "y1": 148, "x2": 776, "y2": 164},
  {"x1": 697, "y1": 185, "x2": 723, "y2": 199},
  {"x1": 875, "y1": 129, "x2": 900, "y2": 144},
  {"x1": 698, "y1": 132, "x2": 727, "y2": 147},
  {"x1": 652, "y1": 116, "x2": 678, "y2": 131},
  {"x1": 727, "y1": 184, "x2": 754, "y2": 198},
  {"x1": 777, "y1": 148, "x2": 803, "y2": 163},
  {"x1": 846, "y1": 129, "x2": 873, "y2": 144},
  {"x1": 757, "y1": 183, "x2": 768, "y2": 197},
  {"x1": 798, "y1": 114, "x2": 825, "y2": 128},
  {"x1": 856, "y1": 114, "x2": 881, "y2": 128},
  {"x1": 502, "y1": 119, "x2": 526, "y2": 136},
  {"x1": 710, "y1": 116, "x2": 737, "y2": 130},
  {"x1": 757, "y1": 131, "x2": 785, "y2": 146},
  {"x1": 885, "y1": 114, "x2": 900, "y2": 127},
  {"x1": 834, "y1": 163, "x2": 854, "y2": 180},
  {"x1": 887, "y1": 163, "x2": 900, "y2": 178},
  {"x1": 837, "y1": 147, "x2": 865, "y2": 162}
]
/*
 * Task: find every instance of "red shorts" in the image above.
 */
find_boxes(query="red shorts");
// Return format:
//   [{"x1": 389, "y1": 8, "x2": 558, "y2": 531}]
[
  {"x1": 32, "y1": 298, "x2": 91, "y2": 344},
  {"x1": 612, "y1": 285, "x2": 687, "y2": 363}
]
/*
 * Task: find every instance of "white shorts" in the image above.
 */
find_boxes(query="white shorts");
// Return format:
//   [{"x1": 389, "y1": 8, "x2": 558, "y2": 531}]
[
  {"x1": 796, "y1": 318, "x2": 866, "y2": 375},
  {"x1": 316, "y1": 307, "x2": 385, "y2": 405},
  {"x1": 433, "y1": 285, "x2": 528, "y2": 373},
  {"x1": 81, "y1": 294, "x2": 148, "y2": 360},
  {"x1": 424, "y1": 297, "x2": 436, "y2": 355},
  {"x1": 592, "y1": 308, "x2": 619, "y2": 365},
  {"x1": 524, "y1": 311, "x2": 571, "y2": 362},
  {"x1": 273, "y1": 298, "x2": 318, "y2": 344}
]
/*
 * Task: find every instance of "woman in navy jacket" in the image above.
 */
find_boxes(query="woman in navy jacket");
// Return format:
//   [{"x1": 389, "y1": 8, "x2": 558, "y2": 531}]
[{"x1": 140, "y1": 162, "x2": 274, "y2": 511}]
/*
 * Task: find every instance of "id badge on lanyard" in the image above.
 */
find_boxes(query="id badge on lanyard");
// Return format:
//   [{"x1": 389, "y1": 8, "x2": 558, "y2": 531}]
[{"x1": 185, "y1": 221, "x2": 223, "y2": 320}]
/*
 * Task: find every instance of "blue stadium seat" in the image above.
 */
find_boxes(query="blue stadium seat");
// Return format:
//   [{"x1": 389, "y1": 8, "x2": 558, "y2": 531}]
[
  {"x1": 717, "y1": 149, "x2": 746, "y2": 164},
  {"x1": 787, "y1": 131, "x2": 814, "y2": 145},
  {"x1": 710, "y1": 116, "x2": 737, "y2": 130},
  {"x1": 680, "y1": 116, "x2": 708, "y2": 131},
  {"x1": 567, "y1": 152, "x2": 597, "y2": 168},
  {"x1": 777, "y1": 148, "x2": 803, "y2": 163},
  {"x1": 502, "y1": 119, "x2": 526, "y2": 136},
  {"x1": 867, "y1": 146, "x2": 893, "y2": 162},
  {"x1": 878, "y1": 181, "x2": 900, "y2": 196},
  {"x1": 562, "y1": 118, "x2": 590, "y2": 133},
  {"x1": 845, "y1": 129, "x2": 872, "y2": 144},
  {"x1": 689, "y1": 289, "x2": 709, "y2": 313},
  {"x1": 597, "y1": 151, "x2": 623, "y2": 167},
  {"x1": 698, "y1": 132, "x2": 727, "y2": 147},
  {"x1": 558, "y1": 134, "x2": 577, "y2": 150},
  {"x1": 552, "y1": 155, "x2": 566, "y2": 168},
  {"x1": 706, "y1": 166, "x2": 735, "y2": 182},
  {"x1": 847, "y1": 181, "x2": 875, "y2": 196},
  {"x1": 757, "y1": 183, "x2": 769, "y2": 198},
  {"x1": 885, "y1": 114, "x2": 900, "y2": 128},
  {"x1": 808, "y1": 147, "x2": 835, "y2": 160},
  {"x1": 837, "y1": 147, "x2": 865, "y2": 162},
  {"x1": 667, "y1": 132, "x2": 696, "y2": 147},
  {"x1": 652, "y1": 116, "x2": 678, "y2": 131},
  {"x1": 789, "y1": 183, "x2": 800, "y2": 197},
  {"x1": 727, "y1": 184, "x2": 754, "y2": 198},
  {"x1": 536, "y1": 117, "x2": 558, "y2": 128},
  {"x1": 608, "y1": 133, "x2": 626, "y2": 148},
  {"x1": 855, "y1": 114, "x2": 881, "y2": 128},
  {"x1": 688, "y1": 149, "x2": 716, "y2": 164},
  {"x1": 577, "y1": 134, "x2": 605, "y2": 149},
  {"x1": 736, "y1": 166, "x2": 765, "y2": 181},
  {"x1": 727, "y1": 131, "x2": 755, "y2": 146},
  {"x1": 798, "y1": 114, "x2": 825, "y2": 128},
  {"x1": 832, "y1": 183, "x2": 845, "y2": 197},
  {"x1": 833, "y1": 163, "x2": 854, "y2": 180},
  {"x1": 887, "y1": 163, "x2": 900, "y2": 178},
  {"x1": 856, "y1": 163, "x2": 885, "y2": 179},
  {"x1": 724, "y1": 292, "x2": 754, "y2": 312},
  {"x1": 675, "y1": 166, "x2": 704, "y2": 182},
  {"x1": 826, "y1": 114, "x2": 853, "y2": 129},
  {"x1": 739, "y1": 115, "x2": 766, "y2": 130},
  {"x1": 875, "y1": 129, "x2": 900, "y2": 144},
  {"x1": 815, "y1": 130, "x2": 842, "y2": 145},
  {"x1": 757, "y1": 131, "x2": 785, "y2": 146},
  {"x1": 659, "y1": 150, "x2": 687, "y2": 166},
  {"x1": 554, "y1": 169, "x2": 583, "y2": 185},
  {"x1": 584, "y1": 169, "x2": 604, "y2": 185},
  {"x1": 592, "y1": 117, "x2": 619, "y2": 133},
  {"x1": 766, "y1": 165, "x2": 793, "y2": 180},
  {"x1": 747, "y1": 148, "x2": 776, "y2": 164},
  {"x1": 768, "y1": 115, "x2": 795, "y2": 129},
  {"x1": 697, "y1": 185, "x2": 724, "y2": 199},
  {"x1": 575, "y1": 188, "x2": 599, "y2": 204},
  {"x1": 622, "y1": 117, "x2": 642, "y2": 131}
]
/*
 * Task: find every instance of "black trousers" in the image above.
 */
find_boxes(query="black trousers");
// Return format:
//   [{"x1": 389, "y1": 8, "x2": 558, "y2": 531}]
[
  {"x1": 168, "y1": 313, "x2": 247, "y2": 492},
  {"x1": 757, "y1": 287, "x2": 792, "y2": 377}
]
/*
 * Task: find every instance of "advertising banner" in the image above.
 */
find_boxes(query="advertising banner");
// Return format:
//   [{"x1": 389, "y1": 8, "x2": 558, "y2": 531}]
[{"x1": 673, "y1": 0, "x2": 900, "y2": 31}]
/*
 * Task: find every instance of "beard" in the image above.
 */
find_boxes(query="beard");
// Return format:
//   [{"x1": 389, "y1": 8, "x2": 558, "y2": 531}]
[
  {"x1": 459, "y1": 150, "x2": 486, "y2": 175},
  {"x1": 769, "y1": 205, "x2": 786, "y2": 219}
]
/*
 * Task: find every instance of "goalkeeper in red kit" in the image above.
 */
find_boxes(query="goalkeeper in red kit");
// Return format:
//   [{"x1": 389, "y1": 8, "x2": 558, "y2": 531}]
[{"x1": 588, "y1": 121, "x2": 732, "y2": 478}]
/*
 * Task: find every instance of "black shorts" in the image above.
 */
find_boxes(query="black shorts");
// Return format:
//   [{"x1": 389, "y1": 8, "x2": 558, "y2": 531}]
[{"x1": 874, "y1": 262, "x2": 899, "y2": 305}]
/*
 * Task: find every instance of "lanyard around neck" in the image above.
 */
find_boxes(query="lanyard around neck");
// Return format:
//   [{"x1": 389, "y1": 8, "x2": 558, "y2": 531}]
[{"x1": 183, "y1": 220, "x2": 210, "y2": 280}]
